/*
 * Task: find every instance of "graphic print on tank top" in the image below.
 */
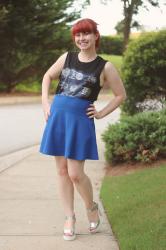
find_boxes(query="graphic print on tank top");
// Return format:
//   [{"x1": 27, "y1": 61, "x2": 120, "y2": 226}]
[
  {"x1": 59, "y1": 67, "x2": 97, "y2": 98},
  {"x1": 56, "y1": 52, "x2": 107, "y2": 101}
]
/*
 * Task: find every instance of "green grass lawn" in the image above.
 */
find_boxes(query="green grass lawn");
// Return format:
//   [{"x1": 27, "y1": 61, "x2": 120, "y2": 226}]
[
  {"x1": 100, "y1": 54, "x2": 123, "y2": 73},
  {"x1": 100, "y1": 164, "x2": 166, "y2": 250}
]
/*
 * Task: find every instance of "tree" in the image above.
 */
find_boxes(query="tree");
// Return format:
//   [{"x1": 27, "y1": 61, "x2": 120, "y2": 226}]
[
  {"x1": 0, "y1": 0, "x2": 88, "y2": 92},
  {"x1": 102, "y1": 0, "x2": 160, "y2": 50},
  {"x1": 115, "y1": 20, "x2": 125, "y2": 35},
  {"x1": 115, "y1": 19, "x2": 142, "y2": 35}
]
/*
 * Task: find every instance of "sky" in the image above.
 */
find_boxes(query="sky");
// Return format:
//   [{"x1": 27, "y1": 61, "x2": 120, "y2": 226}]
[{"x1": 80, "y1": 0, "x2": 166, "y2": 35}]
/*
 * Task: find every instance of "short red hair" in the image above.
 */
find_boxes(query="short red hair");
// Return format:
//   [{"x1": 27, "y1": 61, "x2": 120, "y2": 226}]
[{"x1": 71, "y1": 18, "x2": 100, "y2": 48}]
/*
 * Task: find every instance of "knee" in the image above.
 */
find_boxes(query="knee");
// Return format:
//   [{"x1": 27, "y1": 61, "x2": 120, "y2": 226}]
[
  {"x1": 69, "y1": 173, "x2": 84, "y2": 183},
  {"x1": 57, "y1": 167, "x2": 68, "y2": 177}
]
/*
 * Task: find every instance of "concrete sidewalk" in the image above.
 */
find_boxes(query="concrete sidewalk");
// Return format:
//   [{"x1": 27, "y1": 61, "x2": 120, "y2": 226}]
[
  {"x1": 0, "y1": 148, "x2": 120, "y2": 250},
  {"x1": 0, "y1": 93, "x2": 120, "y2": 249}
]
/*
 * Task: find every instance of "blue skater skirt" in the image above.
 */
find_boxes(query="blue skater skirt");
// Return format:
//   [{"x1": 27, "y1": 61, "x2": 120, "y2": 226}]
[{"x1": 39, "y1": 94, "x2": 99, "y2": 160}]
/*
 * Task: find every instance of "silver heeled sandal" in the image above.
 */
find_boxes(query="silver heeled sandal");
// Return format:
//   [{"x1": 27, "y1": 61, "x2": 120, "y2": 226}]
[
  {"x1": 63, "y1": 214, "x2": 76, "y2": 241},
  {"x1": 87, "y1": 201, "x2": 102, "y2": 233}
]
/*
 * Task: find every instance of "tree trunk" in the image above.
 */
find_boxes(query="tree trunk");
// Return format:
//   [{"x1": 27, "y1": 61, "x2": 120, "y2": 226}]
[
  {"x1": 123, "y1": 0, "x2": 135, "y2": 51},
  {"x1": 5, "y1": 81, "x2": 17, "y2": 93},
  {"x1": 123, "y1": 16, "x2": 131, "y2": 51}
]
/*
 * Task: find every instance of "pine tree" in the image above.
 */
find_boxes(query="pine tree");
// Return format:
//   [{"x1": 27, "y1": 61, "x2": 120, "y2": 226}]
[{"x1": 0, "y1": 0, "x2": 88, "y2": 92}]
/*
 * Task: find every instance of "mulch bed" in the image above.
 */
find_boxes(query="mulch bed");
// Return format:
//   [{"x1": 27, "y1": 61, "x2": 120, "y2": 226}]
[{"x1": 104, "y1": 159, "x2": 166, "y2": 177}]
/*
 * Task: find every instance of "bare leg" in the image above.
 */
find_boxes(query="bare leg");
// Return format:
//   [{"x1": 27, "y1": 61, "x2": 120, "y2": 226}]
[
  {"x1": 55, "y1": 156, "x2": 75, "y2": 230},
  {"x1": 67, "y1": 159, "x2": 99, "y2": 222},
  {"x1": 55, "y1": 156, "x2": 74, "y2": 216}
]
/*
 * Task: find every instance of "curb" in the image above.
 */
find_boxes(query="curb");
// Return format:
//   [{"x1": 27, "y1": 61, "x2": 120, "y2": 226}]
[
  {"x1": 0, "y1": 96, "x2": 42, "y2": 106},
  {"x1": 0, "y1": 145, "x2": 39, "y2": 174},
  {"x1": 0, "y1": 93, "x2": 111, "y2": 106}
]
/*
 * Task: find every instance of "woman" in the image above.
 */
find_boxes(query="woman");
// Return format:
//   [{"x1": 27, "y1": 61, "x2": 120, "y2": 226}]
[{"x1": 39, "y1": 18, "x2": 126, "y2": 241}]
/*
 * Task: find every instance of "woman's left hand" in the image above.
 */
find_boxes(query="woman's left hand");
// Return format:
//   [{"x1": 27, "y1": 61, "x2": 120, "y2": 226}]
[{"x1": 86, "y1": 104, "x2": 102, "y2": 119}]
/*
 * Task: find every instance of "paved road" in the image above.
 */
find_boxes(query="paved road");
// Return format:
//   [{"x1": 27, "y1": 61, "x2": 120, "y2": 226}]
[
  {"x1": 0, "y1": 100, "x2": 120, "y2": 156},
  {"x1": 0, "y1": 104, "x2": 44, "y2": 156}
]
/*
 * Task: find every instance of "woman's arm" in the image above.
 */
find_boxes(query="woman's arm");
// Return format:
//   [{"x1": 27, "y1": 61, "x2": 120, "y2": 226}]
[
  {"x1": 87, "y1": 61, "x2": 127, "y2": 119},
  {"x1": 42, "y1": 52, "x2": 67, "y2": 121}
]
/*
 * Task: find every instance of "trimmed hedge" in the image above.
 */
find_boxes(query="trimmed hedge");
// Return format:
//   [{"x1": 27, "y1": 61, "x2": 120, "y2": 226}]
[
  {"x1": 102, "y1": 109, "x2": 166, "y2": 165},
  {"x1": 98, "y1": 35, "x2": 124, "y2": 55},
  {"x1": 121, "y1": 30, "x2": 166, "y2": 115}
]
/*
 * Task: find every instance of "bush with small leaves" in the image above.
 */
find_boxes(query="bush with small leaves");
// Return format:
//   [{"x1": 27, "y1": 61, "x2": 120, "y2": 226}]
[
  {"x1": 121, "y1": 30, "x2": 166, "y2": 115},
  {"x1": 102, "y1": 109, "x2": 166, "y2": 165}
]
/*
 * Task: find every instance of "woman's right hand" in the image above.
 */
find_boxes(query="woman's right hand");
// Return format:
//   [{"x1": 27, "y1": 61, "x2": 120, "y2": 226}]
[{"x1": 42, "y1": 101, "x2": 51, "y2": 122}]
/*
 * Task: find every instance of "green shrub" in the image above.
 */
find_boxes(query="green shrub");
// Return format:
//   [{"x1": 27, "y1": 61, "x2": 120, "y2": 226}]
[
  {"x1": 121, "y1": 30, "x2": 166, "y2": 115},
  {"x1": 102, "y1": 109, "x2": 166, "y2": 165},
  {"x1": 98, "y1": 35, "x2": 124, "y2": 55}
]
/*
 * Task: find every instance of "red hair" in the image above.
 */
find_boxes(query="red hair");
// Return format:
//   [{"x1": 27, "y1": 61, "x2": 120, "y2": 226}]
[{"x1": 71, "y1": 18, "x2": 100, "y2": 48}]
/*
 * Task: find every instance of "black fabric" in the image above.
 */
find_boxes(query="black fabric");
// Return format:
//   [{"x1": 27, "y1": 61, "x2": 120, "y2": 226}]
[{"x1": 55, "y1": 51, "x2": 107, "y2": 102}]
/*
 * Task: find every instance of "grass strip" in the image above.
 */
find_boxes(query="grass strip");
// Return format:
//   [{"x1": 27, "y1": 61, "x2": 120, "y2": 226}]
[{"x1": 100, "y1": 164, "x2": 166, "y2": 250}]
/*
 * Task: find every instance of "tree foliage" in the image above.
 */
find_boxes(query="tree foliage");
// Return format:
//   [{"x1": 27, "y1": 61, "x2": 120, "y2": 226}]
[
  {"x1": 115, "y1": 19, "x2": 142, "y2": 35},
  {"x1": 0, "y1": 0, "x2": 88, "y2": 92}
]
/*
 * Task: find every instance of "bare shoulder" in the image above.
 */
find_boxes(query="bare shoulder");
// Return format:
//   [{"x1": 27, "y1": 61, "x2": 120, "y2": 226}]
[
  {"x1": 46, "y1": 52, "x2": 68, "y2": 80},
  {"x1": 57, "y1": 51, "x2": 68, "y2": 62},
  {"x1": 103, "y1": 61, "x2": 119, "y2": 78},
  {"x1": 102, "y1": 60, "x2": 125, "y2": 91},
  {"x1": 101, "y1": 59, "x2": 126, "y2": 99},
  {"x1": 54, "y1": 51, "x2": 68, "y2": 68}
]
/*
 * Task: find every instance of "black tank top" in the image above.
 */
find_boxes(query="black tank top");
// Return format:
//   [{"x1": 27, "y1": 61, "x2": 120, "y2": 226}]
[{"x1": 55, "y1": 51, "x2": 107, "y2": 102}]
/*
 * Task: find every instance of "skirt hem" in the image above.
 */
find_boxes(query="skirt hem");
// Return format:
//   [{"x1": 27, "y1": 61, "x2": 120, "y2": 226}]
[{"x1": 39, "y1": 151, "x2": 99, "y2": 161}]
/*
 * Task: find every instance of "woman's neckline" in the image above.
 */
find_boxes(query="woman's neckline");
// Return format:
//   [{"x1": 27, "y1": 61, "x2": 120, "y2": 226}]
[{"x1": 77, "y1": 52, "x2": 99, "y2": 64}]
